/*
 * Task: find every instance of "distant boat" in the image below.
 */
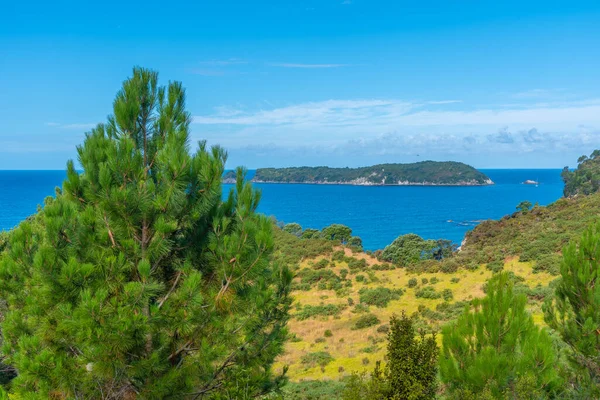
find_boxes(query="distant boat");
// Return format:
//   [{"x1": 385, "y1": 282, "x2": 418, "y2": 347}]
[{"x1": 523, "y1": 179, "x2": 539, "y2": 185}]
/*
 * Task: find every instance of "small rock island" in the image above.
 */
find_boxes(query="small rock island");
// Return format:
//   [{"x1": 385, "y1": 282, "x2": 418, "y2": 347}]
[{"x1": 224, "y1": 161, "x2": 494, "y2": 186}]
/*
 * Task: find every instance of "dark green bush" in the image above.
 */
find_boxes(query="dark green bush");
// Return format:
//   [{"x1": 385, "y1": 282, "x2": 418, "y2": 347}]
[
  {"x1": 296, "y1": 304, "x2": 347, "y2": 320},
  {"x1": 324, "y1": 330, "x2": 333, "y2": 337},
  {"x1": 352, "y1": 314, "x2": 381, "y2": 330},
  {"x1": 358, "y1": 287, "x2": 403, "y2": 308},
  {"x1": 301, "y1": 352, "x2": 334, "y2": 368},
  {"x1": 415, "y1": 286, "x2": 441, "y2": 299},
  {"x1": 486, "y1": 260, "x2": 504, "y2": 273},
  {"x1": 430, "y1": 276, "x2": 439, "y2": 284},
  {"x1": 377, "y1": 324, "x2": 390, "y2": 334},
  {"x1": 442, "y1": 288, "x2": 453, "y2": 301},
  {"x1": 313, "y1": 259, "x2": 330, "y2": 270},
  {"x1": 408, "y1": 278, "x2": 418, "y2": 288}
]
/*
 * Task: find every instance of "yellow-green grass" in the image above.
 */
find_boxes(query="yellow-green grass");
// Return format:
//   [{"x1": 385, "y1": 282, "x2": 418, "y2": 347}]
[{"x1": 274, "y1": 249, "x2": 557, "y2": 381}]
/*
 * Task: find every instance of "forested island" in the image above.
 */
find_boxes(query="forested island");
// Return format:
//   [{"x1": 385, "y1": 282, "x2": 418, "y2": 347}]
[{"x1": 224, "y1": 161, "x2": 493, "y2": 186}]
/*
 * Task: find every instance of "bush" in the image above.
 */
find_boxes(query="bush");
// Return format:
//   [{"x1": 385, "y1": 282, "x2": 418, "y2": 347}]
[
  {"x1": 352, "y1": 314, "x2": 381, "y2": 330},
  {"x1": 296, "y1": 304, "x2": 347, "y2": 320},
  {"x1": 407, "y1": 278, "x2": 418, "y2": 288},
  {"x1": 332, "y1": 250, "x2": 346, "y2": 261},
  {"x1": 347, "y1": 297, "x2": 355, "y2": 306},
  {"x1": 415, "y1": 286, "x2": 441, "y2": 299},
  {"x1": 430, "y1": 276, "x2": 439, "y2": 284},
  {"x1": 348, "y1": 258, "x2": 368, "y2": 272},
  {"x1": 358, "y1": 287, "x2": 403, "y2": 308},
  {"x1": 324, "y1": 330, "x2": 333, "y2": 337},
  {"x1": 533, "y1": 253, "x2": 561, "y2": 275},
  {"x1": 315, "y1": 337, "x2": 326, "y2": 343},
  {"x1": 377, "y1": 324, "x2": 390, "y2": 334},
  {"x1": 301, "y1": 352, "x2": 334, "y2": 368},
  {"x1": 421, "y1": 278, "x2": 429, "y2": 284},
  {"x1": 281, "y1": 380, "x2": 346, "y2": 400},
  {"x1": 339, "y1": 268, "x2": 349, "y2": 280},
  {"x1": 352, "y1": 304, "x2": 370, "y2": 314},
  {"x1": 450, "y1": 277, "x2": 460, "y2": 283},
  {"x1": 486, "y1": 260, "x2": 504, "y2": 273},
  {"x1": 442, "y1": 288, "x2": 454, "y2": 301},
  {"x1": 312, "y1": 259, "x2": 330, "y2": 270},
  {"x1": 355, "y1": 274, "x2": 365, "y2": 282}
]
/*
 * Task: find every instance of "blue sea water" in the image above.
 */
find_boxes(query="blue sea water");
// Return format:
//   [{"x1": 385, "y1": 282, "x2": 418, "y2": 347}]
[{"x1": 0, "y1": 169, "x2": 564, "y2": 250}]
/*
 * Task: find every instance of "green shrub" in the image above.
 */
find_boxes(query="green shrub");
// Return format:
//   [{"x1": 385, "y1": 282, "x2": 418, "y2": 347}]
[
  {"x1": 347, "y1": 297, "x2": 355, "y2": 306},
  {"x1": 377, "y1": 324, "x2": 390, "y2": 334},
  {"x1": 352, "y1": 303, "x2": 370, "y2": 314},
  {"x1": 352, "y1": 314, "x2": 381, "y2": 330},
  {"x1": 301, "y1": 352, "x2": 334, "y2": 368},
  {"x1": 430, "y1": 276, "x2": 439, "y2": 284},
  {"x1": 281, "y1": 380, "x2": 345, "y2": 400},
  {"x1": 486, "y1": 260, "x2": 504, "y2": 273},
  {"x1": 313, "y1": 259, "x2": 330, "y2": 270},
  {"x1": 421, "y1": 278, "x2": 429, "y2": 284},
  {"x1": 442, "y1": 288, "x2": 454, "y2": 301},
  {"x1": 315, "y1": 337, "x2": 326, "y2": 343},
  {"x1": 355, "y1": 274, "x2": 365, "y2": 282},
  {"x1": 415, "y1": 286, "x2": 441, "y2": 299},
  {"x1": 324, "y1": 330, "x2": 333, "y2": 337},
  {"x1": 533, "y1": 253, "x2": 561, "y2": 275},
  {"x1": 339, "y1": 268, "x2": 349, "y2": 280},
  {"x1": 358, "y1": 287, "x2": 403, "y2": 308},
  {"x1": 332, "y1": 250, "x2": 346, "y2": 262},
  {"x1": 450, "y1": 277, "x2": 460, "y2": 283},
  {"x1": 408, "y1": 278, "x2": 418, "y2": 288},
  {"x1": 296, "y1": 304, "x2": 347, "y2": 320},
  {"x1": 348, "y1": 258, "x2": 368, "y2": 272}
]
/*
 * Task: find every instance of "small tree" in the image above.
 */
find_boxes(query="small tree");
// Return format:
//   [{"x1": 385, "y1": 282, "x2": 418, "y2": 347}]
[
  {"x1": 321, "y1": 224, "x2": 353, "y2": 243},
  {"x1": 544, "y1": 223, "x2": 600, "y2": 392},
  {"x1": 282, "y1": 222, "x2": 303, "y2": 237},
  {"x1": 342, "y1": 313, "x2": 438, "y2": 400},
  {"x1": 516, "y1": 200, "x2": 533, "y2": 213},
  {"x1": 0, "y1": 68, "x2": 292, "y2": 399},
  {"x1": 440, "y1": 272, "x2": 561, "y2": 398}
]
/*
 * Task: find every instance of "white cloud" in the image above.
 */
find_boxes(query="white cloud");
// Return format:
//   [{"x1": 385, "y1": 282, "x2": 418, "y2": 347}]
[{"x1": 192, "y1": 97, "x2": 600, "y2": 167}]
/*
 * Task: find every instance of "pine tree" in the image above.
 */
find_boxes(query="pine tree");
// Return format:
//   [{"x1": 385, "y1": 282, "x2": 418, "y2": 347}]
[
  {"x1": 341, "y1": 313, "x2": 438, "y2": 400},
  {"x1": 544, "y1": 222, "x2": 600, "y2": 392},
  {"x1": 440, "y1": 272, "x2": 561, "y2": 399},
  {"x1": 0, "y1": 67, "x2": 292, "y2": 399}
]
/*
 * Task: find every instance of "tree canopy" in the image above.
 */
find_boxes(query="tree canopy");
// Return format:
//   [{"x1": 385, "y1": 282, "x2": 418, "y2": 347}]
[
  {"x1": 440, "y1": 272, "x2": 561, "y2": 399},
  {"x1": 544, "y1": 222, "x2": 600, "y2": 394},
  {"x1": 562, "y1": 150, "x2": 600, "y2": 196},
  {"x1": 380, "y1": 234, "x2": 455, "y2": 265},
  {"x1": 0, "y1": 67, "x2": 292, "y2": 399}
]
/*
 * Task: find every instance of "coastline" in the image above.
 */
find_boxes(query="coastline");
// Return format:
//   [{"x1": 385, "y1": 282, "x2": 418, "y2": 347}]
[{"x1": 223, "y1": 179, "x2": 495, "y2": 186}]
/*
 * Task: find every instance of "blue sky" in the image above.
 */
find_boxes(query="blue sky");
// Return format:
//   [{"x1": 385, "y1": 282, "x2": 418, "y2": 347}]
[{"x1": 2, "y1": 1, "x2": 600, "y2": 169}]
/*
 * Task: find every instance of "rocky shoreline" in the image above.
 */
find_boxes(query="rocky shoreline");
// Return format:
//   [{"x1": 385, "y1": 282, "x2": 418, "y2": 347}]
[{"x1": 229, "y1": 178, "x2": 495, "y2": 186}]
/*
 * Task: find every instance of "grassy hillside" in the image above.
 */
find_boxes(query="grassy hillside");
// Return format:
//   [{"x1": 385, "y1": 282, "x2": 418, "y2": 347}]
[{"x1": 271, "y1": 192, "x2": 600, "y2": 395}]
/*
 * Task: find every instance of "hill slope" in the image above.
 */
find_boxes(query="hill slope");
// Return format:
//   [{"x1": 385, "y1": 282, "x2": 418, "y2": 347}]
[{"x1": 271, "y1": 192, "x2": 600, "y2": 389}]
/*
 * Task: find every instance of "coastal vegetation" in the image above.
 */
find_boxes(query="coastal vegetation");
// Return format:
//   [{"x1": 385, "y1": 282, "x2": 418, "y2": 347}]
[
  {"x1": 223, "y1": 161, "x2": 493, "y2": 186},
  {"x1": 562, "y1": 149, "x2": 600, "y2": 196}
]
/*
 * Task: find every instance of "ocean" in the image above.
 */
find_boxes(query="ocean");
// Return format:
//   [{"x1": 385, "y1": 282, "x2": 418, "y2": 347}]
[{"x1": 0, "y1": 169, "x2": 564, "y2": 250}]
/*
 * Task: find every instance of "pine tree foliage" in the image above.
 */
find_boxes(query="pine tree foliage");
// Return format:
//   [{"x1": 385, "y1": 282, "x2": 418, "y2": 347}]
[
  {"x1": 544, "y1": 222, "x2": 600, "y2": 388},
  {"x1": 0, "y1": 67, "x2": 292, "y2": 399},
  {"x1": 440, "y1": 272, "x2": 561, "y2": 399},
  {"x1": 341, "y1": 313, "x2": 438, "y2": 400}
]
